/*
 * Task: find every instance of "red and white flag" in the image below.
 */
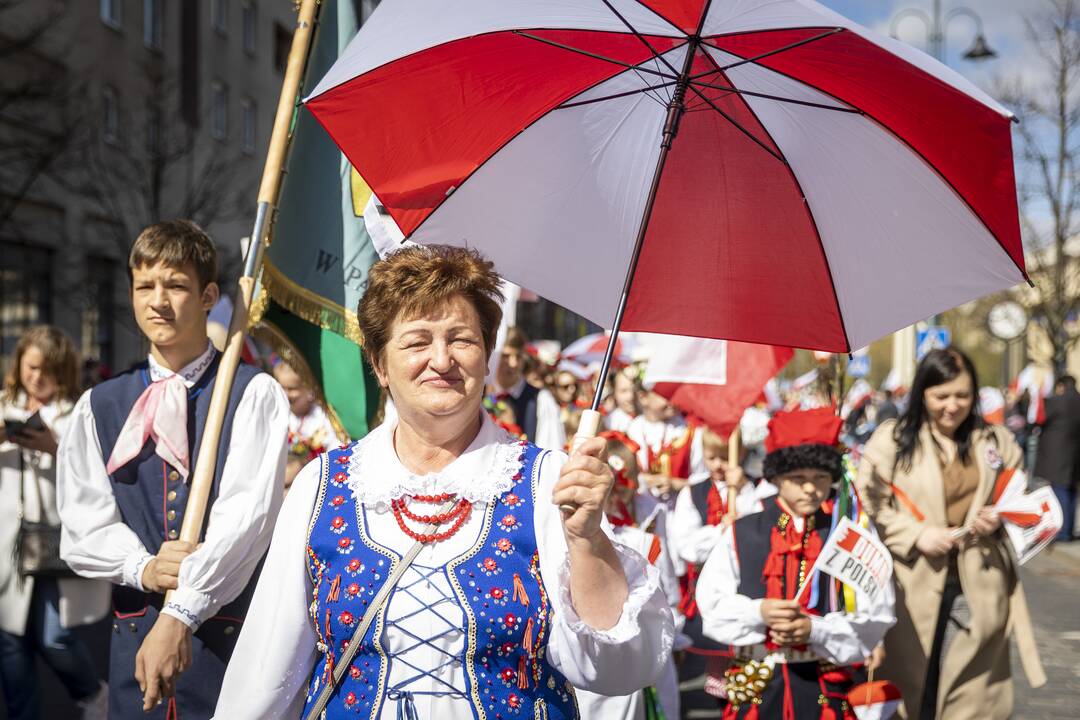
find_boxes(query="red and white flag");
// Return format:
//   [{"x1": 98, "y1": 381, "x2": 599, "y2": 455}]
[
  {"x1": 979, "y1": 386, "x2": 1005, "y2": 425},
  {"x1": 841, "y1": 378, "x2": 874, "y2": 419},
  {"x1": 641, "y1": 335, "x2": 792, "y2": 436},
  {"x1": 1014, "y1": 364, "x2": 1054, "y2": 425},
  {"x1": 847, "y1": 680, "x2": 902, "y2": 720},
  {"x1": 989, "y1": 467, "x2": 1063, "y2": 564}
]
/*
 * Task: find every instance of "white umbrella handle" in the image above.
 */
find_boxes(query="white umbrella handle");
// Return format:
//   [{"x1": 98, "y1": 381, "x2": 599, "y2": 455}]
[{"x1": 561, "y1": 409, "x2": 604, "y2": 513}]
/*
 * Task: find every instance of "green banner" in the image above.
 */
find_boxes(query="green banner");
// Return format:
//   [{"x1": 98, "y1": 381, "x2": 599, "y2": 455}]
[{"x1": 251, "y1": 0, "x2": 381, "y2": 439}]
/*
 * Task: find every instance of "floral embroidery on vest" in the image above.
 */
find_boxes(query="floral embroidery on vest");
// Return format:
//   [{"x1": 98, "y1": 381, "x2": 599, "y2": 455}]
[{"x1": 302, "y1": 440, "x2": 579, "y2": 719}]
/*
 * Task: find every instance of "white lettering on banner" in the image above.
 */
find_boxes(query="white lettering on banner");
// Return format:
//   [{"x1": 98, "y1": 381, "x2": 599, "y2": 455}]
[{"x1": 815, "y1": 517, "x2": 893, "y2": 602}]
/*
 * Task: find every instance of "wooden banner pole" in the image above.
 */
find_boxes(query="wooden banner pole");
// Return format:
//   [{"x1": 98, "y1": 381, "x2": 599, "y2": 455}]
[{"x1": 170, "y1": 0, "x2": 322, "y2": 583}]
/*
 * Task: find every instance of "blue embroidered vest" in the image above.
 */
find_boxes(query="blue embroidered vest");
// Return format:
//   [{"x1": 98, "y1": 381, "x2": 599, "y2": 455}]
[
  {"x1": 90, "y1": 355, "x2": 262, "y2": 617},
  {"x1": 303, "y1": 441, "x2": 579, "y2": 720}
]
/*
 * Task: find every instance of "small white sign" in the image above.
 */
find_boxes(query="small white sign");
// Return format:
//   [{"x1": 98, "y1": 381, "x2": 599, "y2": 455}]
[{"x1": 814, "y1": 517, "x2": 893, "y2": 602}]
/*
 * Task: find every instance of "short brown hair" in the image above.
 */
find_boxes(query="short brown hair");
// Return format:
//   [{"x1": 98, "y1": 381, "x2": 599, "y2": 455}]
[
  {"x1": 3, "y1": 325, "x2": 81, "y2": 404},
  {"x1": 701, "y1": 427, "x2": 730, "y2": 456},
  {"x1": 128, "y1": 220, "x2": 218, "y2": 289},
  {"x1": 358, "y1": 245, "x2": 504, "y2": 367}
]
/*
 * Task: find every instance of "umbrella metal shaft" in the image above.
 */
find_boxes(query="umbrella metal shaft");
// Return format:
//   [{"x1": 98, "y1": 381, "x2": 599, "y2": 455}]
[{"x1": 589, "y1": 37, "x2": 700, "y2": 414}]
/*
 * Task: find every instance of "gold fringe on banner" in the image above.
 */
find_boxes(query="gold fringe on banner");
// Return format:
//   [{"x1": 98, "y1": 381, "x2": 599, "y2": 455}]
[
  {"x1": 249, "y1": 319, "x2": 350, "y2": 443},
  {"x1": 249, "y1": 284, "x2": 271, "y2": 326},
  {"x1": 259, "y1": 260, "x2": 365, "y2": 346}
]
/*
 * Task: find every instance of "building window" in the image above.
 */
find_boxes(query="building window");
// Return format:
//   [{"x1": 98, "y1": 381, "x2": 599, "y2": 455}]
[
  {"x1": 274, "y1": 22, "x2": 291, "y2": 73},
  {"x1": 211, "y1": 0, "x2": 228, "y2": 35},
  {"x1": 102, "y1": 86, "x2": 119, "y2": 144},
  {"x1": 145, "y1": 103, "x2": 162, "y2": 153},
  {"x1": 241, "y1": 98, "x2": 256, "y2": 154},
  {"x1": 82, "y1": 257, "x2": 117, "y2": 371},
  {"x1": 242, "y1": 1, "x2": 256, "y2": 55},
  {"x1": 0, "y1": 243, "x2": 53, "y2": 360},
  {"x1": 100, "y1": 0, "x2": 122, "y2": 29},
  {"x1": 143, "y1": 0, "x2": 163, "y2": 49},
  {"x1": 211, "y1": 81, "x2": 228, "y2": 140}
]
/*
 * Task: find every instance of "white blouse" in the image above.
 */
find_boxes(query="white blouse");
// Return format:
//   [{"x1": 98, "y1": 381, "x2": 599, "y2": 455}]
[
  {"x1": 694, "y1": 519, "x2": 895, "y2": 666},
  {"x1": 57, "y1": 344, "x2": 290, "y2": 630},
  {"x1": 213, "y1": 412, "x2": 674, "y2": 720}
]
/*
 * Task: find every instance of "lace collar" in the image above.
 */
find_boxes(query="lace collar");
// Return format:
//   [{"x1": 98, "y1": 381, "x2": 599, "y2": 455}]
[{"x1": 346, "y1": 411, "x2": 528, "y2": 507}]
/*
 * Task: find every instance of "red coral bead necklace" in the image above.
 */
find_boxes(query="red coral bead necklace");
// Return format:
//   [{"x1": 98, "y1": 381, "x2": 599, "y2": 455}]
[{"x1": 391, "y1": 494, "x2": 473, "y2": 543}]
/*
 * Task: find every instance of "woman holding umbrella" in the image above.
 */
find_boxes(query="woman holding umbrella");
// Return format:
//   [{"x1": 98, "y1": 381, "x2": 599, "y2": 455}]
[
  {"x1": 214, "y1": 245, "x2": 673, "y2": 720},
  {"x1": 856, "y1": 348, "x2": 1044, "y2": 719}
]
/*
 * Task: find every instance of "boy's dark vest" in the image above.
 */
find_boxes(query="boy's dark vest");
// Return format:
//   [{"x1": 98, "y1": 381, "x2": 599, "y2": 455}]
[
  {"x1": 90, "y1": 356, "x2": 263, "y2": 720},
  {"x1": 724, "y1": 501, "x2": 857, "y2": 720},
  {"x1": 507, "y1": 383, "x2": 539, "y2": 443}
]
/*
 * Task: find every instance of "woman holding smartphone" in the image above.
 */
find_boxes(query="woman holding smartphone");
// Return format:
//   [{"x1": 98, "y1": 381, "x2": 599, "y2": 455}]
[{"x1": 1, "y1": 325, "x2": 110, "y2": 719}]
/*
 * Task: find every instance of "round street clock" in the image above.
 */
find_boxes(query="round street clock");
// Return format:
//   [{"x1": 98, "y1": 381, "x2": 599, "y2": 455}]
[{"x1": 987, "y1": 301, "x2": 1028, "y2": 341}]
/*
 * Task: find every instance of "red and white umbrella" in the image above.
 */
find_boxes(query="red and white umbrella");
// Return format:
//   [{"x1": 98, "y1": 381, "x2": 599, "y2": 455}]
[
  {"x1": 306, "y1": 0, "x2": 1026, "y2": 367},
  {"x1": 562, "y1": 331, "x2": 639, "y2": 366}
]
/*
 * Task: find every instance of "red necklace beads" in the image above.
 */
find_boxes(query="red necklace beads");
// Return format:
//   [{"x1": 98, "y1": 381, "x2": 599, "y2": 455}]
[{"x1": 391, "y1": 494, "x2": 473, "y2": 543}]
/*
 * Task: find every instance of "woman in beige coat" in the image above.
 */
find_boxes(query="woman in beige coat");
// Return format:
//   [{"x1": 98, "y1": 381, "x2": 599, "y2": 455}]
[
  {"x1": 1, "y1": 326, "x2": 110, "y2": 719},
  {"x1": 857, "y1": 347, "x2": 1044, "y2": 720}
]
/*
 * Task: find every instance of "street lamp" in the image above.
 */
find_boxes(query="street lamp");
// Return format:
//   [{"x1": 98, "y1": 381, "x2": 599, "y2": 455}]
[
  {"x1": 890, "y1": 1, "x2": 998, "y2": 64},
  {"x1": 892, "y1": 1, "x2": 995, "y2": 331}
]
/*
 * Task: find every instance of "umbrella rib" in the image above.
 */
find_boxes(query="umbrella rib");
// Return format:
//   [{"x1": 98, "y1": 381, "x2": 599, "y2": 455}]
[
  {"x1": 559, "y1": 80, "x2": 679, "y2": 110},
  {"x1": 689, "y1": 79, "x2": 861, "y2": 114},
  {"x1": 692, "y1": 27, "x2": 845, "y2": 78},
  {"x1": 599, "y1": 0, "x2": 682, "y2": 81},
  {"x1": 512, "y1": 31, "x2": 679, "y2": 81},
  {"x1": 683, "y1": 84, "x2": 786, "y2": 164}
]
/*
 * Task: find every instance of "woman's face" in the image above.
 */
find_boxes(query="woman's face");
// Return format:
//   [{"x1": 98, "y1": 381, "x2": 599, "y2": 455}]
[
  {"x1": 924, "y1": 371, "x2": 974, "y2": 437},
  {"x1": 20, "y1": 345, "x2": 59, "y2": 405},
  {"x1": 374, "y1": 294, "x2": 488, "y2": 425},
  {"x1": 553, "y1": 372, "x2": 578, "y2": 405}
]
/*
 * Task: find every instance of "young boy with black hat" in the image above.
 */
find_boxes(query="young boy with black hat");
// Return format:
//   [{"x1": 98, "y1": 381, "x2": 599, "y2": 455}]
[{"x1": 695, "y1": 407, "x2": 895, "y2": 719}]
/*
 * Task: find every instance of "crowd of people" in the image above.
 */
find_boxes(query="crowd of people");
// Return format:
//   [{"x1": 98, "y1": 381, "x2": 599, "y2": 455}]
[{"x1": 0, "y1": 221, "x2": 1067, "y2": 720}]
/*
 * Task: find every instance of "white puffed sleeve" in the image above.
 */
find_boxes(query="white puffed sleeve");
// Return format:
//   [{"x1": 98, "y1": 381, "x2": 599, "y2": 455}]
[
  {"x1": 695, "y1": 525, "x2": 767, "y2": 647},
  {"x1": 164, "y1": 375, "x2": 289, "y2": 629},
  {"x1": 532, "y1": 451, "x2": 674, "y2": 695},
  {"x1": 213, "y1": 459, "x2": 322, "y2": 720},
  {"x1": 58, "y1": 391, "x2": 154, "y2": 588}
]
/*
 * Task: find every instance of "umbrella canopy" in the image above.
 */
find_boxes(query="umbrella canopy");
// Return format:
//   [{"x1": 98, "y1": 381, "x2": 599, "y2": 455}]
[{"x1": 306, "y1": 0, "x2": 1026, "y2": 353}]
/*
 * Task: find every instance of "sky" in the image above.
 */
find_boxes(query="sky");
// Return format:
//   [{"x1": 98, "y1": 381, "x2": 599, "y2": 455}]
[{"x1": 820, "y1": 0, "x2": 1042, "y2": 94}]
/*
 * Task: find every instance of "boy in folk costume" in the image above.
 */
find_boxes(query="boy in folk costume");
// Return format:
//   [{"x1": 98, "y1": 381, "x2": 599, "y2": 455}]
[
  {"x1": 576, "y1": 434, "x2": 682, "y2": 720},
  {"x1": 672, "y1": 426, "x2": 778, "y2": 570},
  {"x1": 695, "y1": 408, "x2": 895, "y2": 719},
  {"x1": 56, "y1": 221, "x2": 289, "y2": 718},
  {"x1": 492, "y1": 327, "x2": 565, "y2": 450},
  {"x1": 627, "y1": 390, "x2": 705, "y2": 510},
  {"x1": 670, "y1": 426, "x2": 778, "y2": 716}
]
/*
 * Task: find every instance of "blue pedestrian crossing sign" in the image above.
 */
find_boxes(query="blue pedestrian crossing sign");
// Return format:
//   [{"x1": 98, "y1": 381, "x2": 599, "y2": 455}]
[
  {"x1": 916, "y1": 326, "x2": 951, "y2": 361},
  {"x1": 847, "y1": 353, "x2": 871, "y2": 378}
]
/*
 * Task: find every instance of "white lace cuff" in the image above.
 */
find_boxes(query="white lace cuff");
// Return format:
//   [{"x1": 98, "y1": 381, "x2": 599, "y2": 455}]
[{"x1": 556, "y1": 540, "x2": 662, "y2": 644}]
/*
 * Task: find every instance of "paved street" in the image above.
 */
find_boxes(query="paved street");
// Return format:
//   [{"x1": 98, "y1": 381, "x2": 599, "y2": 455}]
[{"x1": 1014, "y1": 541, "x2": 1080, "y2": 719}]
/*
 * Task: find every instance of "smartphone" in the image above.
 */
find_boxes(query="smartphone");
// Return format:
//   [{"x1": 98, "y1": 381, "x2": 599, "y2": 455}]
[{"x1": 4, "y1": 411, "x2": 45, "y2": 438}]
